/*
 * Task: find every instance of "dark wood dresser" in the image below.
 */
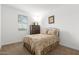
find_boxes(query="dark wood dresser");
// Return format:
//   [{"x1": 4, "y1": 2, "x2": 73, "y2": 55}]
[{"x1": 30, "y1": 25, "x2": 40, "y2": 34}]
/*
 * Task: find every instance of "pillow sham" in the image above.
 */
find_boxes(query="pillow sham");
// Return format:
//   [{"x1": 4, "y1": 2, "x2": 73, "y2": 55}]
[
  {"x1": 41, "y1": 29, "x2": 48, "y2": 34},
  {"x1": 47, "y1": 28, "x2": 59, "y2": 36}
]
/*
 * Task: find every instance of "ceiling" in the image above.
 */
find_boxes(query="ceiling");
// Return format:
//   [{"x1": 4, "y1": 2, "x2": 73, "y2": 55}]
[{"x1": 7, "y1": 4, "x2": 62, "y2": 15}]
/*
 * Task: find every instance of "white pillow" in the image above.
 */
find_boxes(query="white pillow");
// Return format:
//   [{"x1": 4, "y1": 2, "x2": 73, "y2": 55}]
[{"x1": 41, "y1": 29, "x2": 48, "y2": 34}]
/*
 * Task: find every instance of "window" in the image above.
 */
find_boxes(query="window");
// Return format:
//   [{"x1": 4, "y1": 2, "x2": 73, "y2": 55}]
[{"x1": 18, "y1": 15, "x2": 28, "y2": 31}]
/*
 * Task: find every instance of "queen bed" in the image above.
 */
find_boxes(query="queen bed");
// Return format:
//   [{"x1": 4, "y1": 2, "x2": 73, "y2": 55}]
[{"x1": 23, "y1": 28, "x2": 59, "y2": 55}]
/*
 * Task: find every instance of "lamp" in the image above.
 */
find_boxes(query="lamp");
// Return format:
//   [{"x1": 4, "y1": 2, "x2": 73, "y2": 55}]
[{"x1": 33, "y1": 22, "x2": 38, "y2": 25}]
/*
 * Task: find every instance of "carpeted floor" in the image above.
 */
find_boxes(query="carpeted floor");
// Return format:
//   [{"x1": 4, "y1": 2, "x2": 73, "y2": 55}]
[{"x1": 0, "y1": 42, "x2": 79, "y2": 55}]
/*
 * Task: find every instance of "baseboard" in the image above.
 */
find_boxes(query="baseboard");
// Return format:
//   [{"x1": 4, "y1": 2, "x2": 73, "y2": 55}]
[
  {"x1": 59, "y1": 42, "x2": 79, "y2": 51},
  {"x1": 2, "y1": 40, "x2": 22, "y2": 46}
]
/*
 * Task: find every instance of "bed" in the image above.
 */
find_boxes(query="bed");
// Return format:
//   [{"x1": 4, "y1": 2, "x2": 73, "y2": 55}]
[{"x1": 23, "y1": 28, "x2": 59, "y2": 55}]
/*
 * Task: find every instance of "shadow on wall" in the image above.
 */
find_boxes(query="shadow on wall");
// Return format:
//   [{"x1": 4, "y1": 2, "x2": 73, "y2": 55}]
[{"x1": 60, "y1": 30, "x2": 79, "y2": 50}]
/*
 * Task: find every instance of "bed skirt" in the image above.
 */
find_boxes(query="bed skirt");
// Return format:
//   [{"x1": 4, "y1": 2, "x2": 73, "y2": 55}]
[{"x1": 24, "y1": 41, "x2": 59, "y2": 55}]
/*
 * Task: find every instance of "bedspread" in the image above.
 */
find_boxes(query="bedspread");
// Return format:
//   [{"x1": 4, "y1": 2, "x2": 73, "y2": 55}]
[{"x1": 23, "y1": 34, "x2": 59, "y2": 54}]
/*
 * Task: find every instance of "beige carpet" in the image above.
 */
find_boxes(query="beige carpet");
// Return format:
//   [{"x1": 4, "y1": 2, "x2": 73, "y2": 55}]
[{"x1": 0, "y1": 42, "x2": 79, "y2": 55}]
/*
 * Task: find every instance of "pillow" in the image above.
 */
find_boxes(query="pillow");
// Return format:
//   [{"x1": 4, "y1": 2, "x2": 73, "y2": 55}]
[
  {"x1": 47, "y1": 28, "x2": 59, "y2": 36},
  {"x1": 41, "y1": 29, "x2": 48, "y2": 34}
]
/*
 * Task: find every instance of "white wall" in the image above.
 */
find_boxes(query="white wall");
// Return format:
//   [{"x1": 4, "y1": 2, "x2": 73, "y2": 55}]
[
  {"x1": 41, "y1": 5, "x2": 79, "y2": 50},
  {"x1": 0, "y1": 4, "x2": 1, "y2": 48},
  {"x1": 1, "y1": 5, "x2": 32, "y2": 45}
]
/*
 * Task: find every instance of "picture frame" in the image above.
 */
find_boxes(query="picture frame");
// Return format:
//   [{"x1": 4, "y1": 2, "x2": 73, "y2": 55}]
[{"x1": 48, "y1": 16, "x2": 54, "y2": 24}]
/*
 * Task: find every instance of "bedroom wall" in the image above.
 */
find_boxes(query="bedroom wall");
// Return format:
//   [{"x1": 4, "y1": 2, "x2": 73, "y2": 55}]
[
  {"x1": 41, "y1": 5, "x2": 79, "y2": 50},
  {"x1": 1, "y1": 5, "x2": 32, "y2": 45},
  {"x1": 0, "y1": 5, "x2": 1, "y2": 48}
]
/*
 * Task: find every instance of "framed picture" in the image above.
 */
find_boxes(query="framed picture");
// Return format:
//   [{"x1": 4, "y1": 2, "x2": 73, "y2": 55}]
[{"x1": 48, "y1": 16, "x2": 54, "y2": 24}]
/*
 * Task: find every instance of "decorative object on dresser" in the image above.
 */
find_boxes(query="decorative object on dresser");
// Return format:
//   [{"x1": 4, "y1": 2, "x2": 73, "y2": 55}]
[{"x1": 30, "y1": 25, "x2": 40, "y2": 34}]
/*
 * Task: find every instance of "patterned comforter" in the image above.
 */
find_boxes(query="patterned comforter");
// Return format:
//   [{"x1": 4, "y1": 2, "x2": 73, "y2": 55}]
[{"x1": 23, "y1": 34, "x2": 59, "y2": 54}]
